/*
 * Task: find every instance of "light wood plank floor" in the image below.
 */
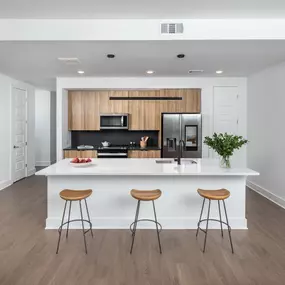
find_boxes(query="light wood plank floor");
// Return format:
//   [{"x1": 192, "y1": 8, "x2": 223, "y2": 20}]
[{"x1": 0, "y1": 175, "x2": 285, "y2": 285}]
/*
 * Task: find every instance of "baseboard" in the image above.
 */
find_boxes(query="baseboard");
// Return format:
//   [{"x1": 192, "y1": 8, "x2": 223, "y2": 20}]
[
  {"x1": 46, "y1": 217, "x2": 247, "y2": 230},
  {"x1": 35, "y1": 161, "x2": 51, "y2": 167},
  {"x1": 0, "y1": 180, "x2": 12, "y2": 191},
  {"x1": 247, "y1": 180, "x2": 285, "y2": 209},
  {"x1": 27, "y1": 168, "x2": 36, "y2": 176}
]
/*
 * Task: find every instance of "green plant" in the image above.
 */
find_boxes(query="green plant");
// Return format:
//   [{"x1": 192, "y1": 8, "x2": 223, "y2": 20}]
[{"x1": 204, "y1": 133, "x2": 248, "y2": 168}]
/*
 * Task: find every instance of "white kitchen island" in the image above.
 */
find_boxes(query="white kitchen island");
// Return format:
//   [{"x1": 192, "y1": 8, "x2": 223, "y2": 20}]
[{"x1": 36, "y1": 158, "x2": 258, "y2": 230}]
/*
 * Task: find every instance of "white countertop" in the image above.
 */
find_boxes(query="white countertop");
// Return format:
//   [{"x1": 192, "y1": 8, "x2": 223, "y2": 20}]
[{"x1": 36, "y1": 158, "x2": 259, "y2": 176}]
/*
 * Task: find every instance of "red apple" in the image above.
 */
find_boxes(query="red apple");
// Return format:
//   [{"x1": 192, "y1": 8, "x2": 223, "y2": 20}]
[{"x1": 71, "y1": 157, "x2": 79, "y2": 163}]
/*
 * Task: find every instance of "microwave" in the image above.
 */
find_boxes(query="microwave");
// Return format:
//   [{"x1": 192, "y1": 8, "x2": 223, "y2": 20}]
[{"x1": 100, "y1": 114, "x2": 129, "y2": 130}]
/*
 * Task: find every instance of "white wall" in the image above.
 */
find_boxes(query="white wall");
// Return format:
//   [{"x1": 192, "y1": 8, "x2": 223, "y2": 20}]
[
  {"x1": 35, "y1": 90, "x2": 57, "y2": 166},
  {"x1": 0, "y1": 72, "x2": 35, "y2": 188},
  {"x1": 35, "y1": 89, "x2": 51, "y2": 166},
  {"x1": 57, "y1": 77, "x2": 247, "y2": 165},
  {"x1": 50, "y1": 92, "x2": 57, "y2": 164},
  {"x1": 247, "y1": 61, "x2": 285, "y2": 207}
]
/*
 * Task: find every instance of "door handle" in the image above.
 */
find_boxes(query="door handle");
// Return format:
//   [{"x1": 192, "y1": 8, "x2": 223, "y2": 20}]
[{"x1": 13, "y1": 145, "x2": 20, "y2": 149}]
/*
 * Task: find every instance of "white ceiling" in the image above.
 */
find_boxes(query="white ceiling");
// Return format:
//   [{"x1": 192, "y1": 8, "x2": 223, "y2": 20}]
[
  {"x1": 1, "y1": 40, "x2": 285, "y2": 90},
  {"x1": 0, "y1": 0, "x2": 285, "y2": 19}
]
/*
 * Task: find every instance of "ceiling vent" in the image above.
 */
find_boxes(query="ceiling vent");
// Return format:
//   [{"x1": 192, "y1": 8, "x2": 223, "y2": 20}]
[
  {"x1": 161, "y1": 23, "x2": 184, "y2": 34},
  {"x1": 58, "y1": 57, "x2": 81, "y2": 65},
  {"x1": 188, "y1": 70, "x2": 204, "y2": 74}
]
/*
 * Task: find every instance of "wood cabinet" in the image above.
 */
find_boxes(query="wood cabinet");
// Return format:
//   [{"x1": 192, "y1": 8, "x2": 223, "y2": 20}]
[
  {"x1": 128, "y1": 90, "x2": 161, "y2": 130},
  {"x1": 160, "y1": 89, "x2": 201, "y2": 113},
  {"x1": 180, "y1": 89, "x2": 201, "y2": 113},
  {"x1": 108, "y1": 90, "x2": 129, "y2": 113},
  {"x1": 68, "y1": 89, "x2": 201, "y2": 131},
  {"x1": 69, "y1": 90, "x2": 129, "y2": 130},
  {"x1": 64, "y1": 150, "x2": 97, "y2": 158},
  {"x1": 128, "y1": 150, "x2": 161, "y2": 158},
  {"x1": 68, "y1": 91, "x2": 85, "y2": 130},
  {"x1": 159, "y1": 89, "x2": 183, "y2": 113}
]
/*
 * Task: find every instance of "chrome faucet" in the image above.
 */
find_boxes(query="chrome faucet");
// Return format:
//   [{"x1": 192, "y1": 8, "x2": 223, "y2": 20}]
[{"x1": 177, "y1": 140, "x2": 185, "y2": 165}]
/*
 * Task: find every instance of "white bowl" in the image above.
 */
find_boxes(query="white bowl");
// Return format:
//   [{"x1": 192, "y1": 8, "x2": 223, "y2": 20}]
[{"x1": 69, "y1": 162, "x2": 93, "y2": 167}]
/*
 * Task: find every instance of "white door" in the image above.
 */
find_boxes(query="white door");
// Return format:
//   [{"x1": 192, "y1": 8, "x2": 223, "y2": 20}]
[
  {"x1": 213, "y1": 86, "x2": 239, "y2": 134},
  {"x1": 212, "y1": 87, "x2": 239, "y2": 159},
  {"x1": 12, "y1": 87, "x2": 27, "y2": 182}
]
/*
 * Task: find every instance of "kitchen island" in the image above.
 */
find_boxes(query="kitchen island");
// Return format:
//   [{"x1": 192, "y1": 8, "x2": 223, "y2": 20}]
[{"x1": 36, "y1": 158, "x2": 258, "y2": 229}]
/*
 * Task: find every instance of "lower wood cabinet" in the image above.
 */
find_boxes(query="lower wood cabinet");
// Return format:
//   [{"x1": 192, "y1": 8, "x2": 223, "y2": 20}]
[
  {"x1": 128, "y1": 150, "x2": 161, "y2": 158},
  {"x1": 64, "y1": 150, "x2": 97, "y2": 158}
]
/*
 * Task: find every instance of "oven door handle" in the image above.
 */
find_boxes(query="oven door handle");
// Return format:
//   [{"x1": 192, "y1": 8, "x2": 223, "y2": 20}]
[{"x1": 97, "y1": 153, "x2": 128, "y2": 156}]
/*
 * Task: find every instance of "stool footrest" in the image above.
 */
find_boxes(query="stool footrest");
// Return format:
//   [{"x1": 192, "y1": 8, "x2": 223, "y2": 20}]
[
  {"x1": 130, "y1": 219, "x2": 162, "y2": 234},
  {"x1": 197, "y1": 218, "x2": 231, "y2": 234},
  {"x1": 58, "y1": 219, "x2": 92, "y2": 235}
]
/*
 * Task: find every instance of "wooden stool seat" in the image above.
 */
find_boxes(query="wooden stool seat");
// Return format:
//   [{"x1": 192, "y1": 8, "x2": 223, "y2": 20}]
[
  {"x1": 197, "y1": 188, "x2": 230, "y2": 200},
  {"x1": 59, "y1": 189, "x2": 92, "y2": 201},
  {"x1": 131, "y1": 189, "x2": 162, "y2": 201}
]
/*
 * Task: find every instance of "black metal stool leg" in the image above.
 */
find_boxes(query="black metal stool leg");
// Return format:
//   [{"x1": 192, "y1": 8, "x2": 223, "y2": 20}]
[
  {"x1": 152, "y1": 200, "x2": 162, "y2": 254},
  {"x1": 203, "y1": 199, "x2": 211, "y2": 253},
  {"x1": 222, "y1": 200, "x2": 234, "y2": 254},
  {"x1": 66, "y1": 201, "x2": 72, "y2": 239},
  {"x1": 218, "y1": 200, "x2": 224, "y2": 238},
  {"x1": 130, "y1": 200, "x2": 141, "y2": 254},
  {"x1": 196, "y1": 198, "x2": 206, "y2": 238},
  {"x1": 84, "y1": 198, "x2": 94, "y2": 238},
  {"x1": 56, "y1": 200, "x2": 67, "y2": 254},
  {"x1": 79, "y1": 200, "x2": 88, "y2": 254}
]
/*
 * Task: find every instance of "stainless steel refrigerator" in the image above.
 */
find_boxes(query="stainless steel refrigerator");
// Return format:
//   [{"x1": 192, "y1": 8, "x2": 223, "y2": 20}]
[{"x1": 162, "y1": 113, "x2": 202, "y2": 159}]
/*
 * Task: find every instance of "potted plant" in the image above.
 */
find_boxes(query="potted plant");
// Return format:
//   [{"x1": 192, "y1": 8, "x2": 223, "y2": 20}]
[{"x1": 204, "y1": 133, "x2": 248, "y2": 168}]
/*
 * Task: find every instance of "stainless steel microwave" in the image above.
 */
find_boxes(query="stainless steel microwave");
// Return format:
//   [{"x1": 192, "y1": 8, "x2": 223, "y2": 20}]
[{"x1": 100, "y1": 114, "x2": 129, "y2": 130}]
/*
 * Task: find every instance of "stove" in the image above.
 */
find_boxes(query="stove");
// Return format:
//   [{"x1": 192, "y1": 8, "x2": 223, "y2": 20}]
[{"x1": 97, "y1": 145, "x2": 128, "y2": 158}]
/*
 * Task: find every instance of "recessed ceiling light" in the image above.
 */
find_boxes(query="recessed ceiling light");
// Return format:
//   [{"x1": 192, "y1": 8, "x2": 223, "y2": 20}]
[
  {"x1": 177, "y1": 54, "x2": 185, "y2": 59},
  {"x1": 77, "y1": 70, "x2": 85, "y2": 74},
  {"x1": 216, "y1": 70, "x2": 223, "y2": 74},
  {"x1": 146, "y1": 70, "x2": 155, "y2": 74}
]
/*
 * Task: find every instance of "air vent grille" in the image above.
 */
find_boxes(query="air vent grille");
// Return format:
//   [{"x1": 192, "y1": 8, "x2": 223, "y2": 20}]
[
  {"x1": 161, "y1": 23, "x2": 184, "y2": 34},
  {"x1": 58, "y1": 57, "x2": 80, "y2": 65},
  {"x1": 188, "y1": 70, "x2": 204, "y2": 74}
]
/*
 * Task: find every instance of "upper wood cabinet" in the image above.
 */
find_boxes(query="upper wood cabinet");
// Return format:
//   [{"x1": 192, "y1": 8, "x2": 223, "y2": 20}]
[
  {"x1": 68, "y1": 91, "x2": 85, "y2": 130},
  {"x1": 68, "y1": 90, "x2": 129, "y2": 130},
  {"x1": 160, "y1": 89, "x2": 201, "y2": 113},
  {"x1": 180, "y1": 89, "x2": 201, "y2": 113},
  {"x1": 108, "y1": 90, "x2": 129, "y2": 113},
  {"x1": 159, "y1": 89, "x2": 183, "y2": 113},
  {"x1": 68, "y1": 89, "x2": 201, "y2": 131},
  {"x1": 128, "y1": 90, "x2": 161, "y2": 130}
]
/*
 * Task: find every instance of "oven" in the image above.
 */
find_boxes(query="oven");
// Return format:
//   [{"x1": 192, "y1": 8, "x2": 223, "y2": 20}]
[{"x1": 97, "y1": 147, "x2": 128, "y2": 159}]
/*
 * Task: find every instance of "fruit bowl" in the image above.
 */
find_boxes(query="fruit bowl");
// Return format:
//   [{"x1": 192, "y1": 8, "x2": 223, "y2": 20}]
[{"x1": 69, "y1": 158, "x2": 93, "y2": 167}]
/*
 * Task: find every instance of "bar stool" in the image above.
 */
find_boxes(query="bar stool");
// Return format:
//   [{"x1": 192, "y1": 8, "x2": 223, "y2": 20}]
[
  {"x1": 129, "y1": 189, "x2": 162, "y2": 254},
  {"x1": 56, "y1": 189, "x2": 93, "y2": 254},
  {"x1": 196, "y1": 188, "x2": 234, "y2": 253}
]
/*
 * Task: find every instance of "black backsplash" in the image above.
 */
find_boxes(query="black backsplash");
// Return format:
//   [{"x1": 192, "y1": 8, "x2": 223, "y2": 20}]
[{"x1": 71, "y1": 130, "x2": 159, "y2": 147}]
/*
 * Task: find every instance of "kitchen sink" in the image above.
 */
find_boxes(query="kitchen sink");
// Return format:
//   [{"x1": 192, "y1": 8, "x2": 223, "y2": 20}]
[
  {"x1": 156, "y1": 159, "x2": 197, "y2": 164},
  {"x1": 155, "y1": 160, "x2": 174, "y2": 164}
]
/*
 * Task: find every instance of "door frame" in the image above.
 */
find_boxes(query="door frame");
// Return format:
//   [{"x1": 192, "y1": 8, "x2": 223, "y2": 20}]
[{"x1": 11, "y1": 85, "x2": 28, "y2": 182}]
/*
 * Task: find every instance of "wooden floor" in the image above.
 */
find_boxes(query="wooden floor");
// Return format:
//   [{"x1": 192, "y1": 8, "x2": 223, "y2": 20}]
[{"x1": 0, "y1": 176, "x2": 285, "y2": 285}]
